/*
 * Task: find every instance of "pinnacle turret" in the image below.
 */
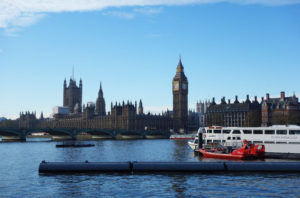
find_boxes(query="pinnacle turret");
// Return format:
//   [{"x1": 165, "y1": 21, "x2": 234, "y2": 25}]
[
  {"x1": 98, "y1": 82, "x2": 103, "y2": 97},
  {"x1": 138, "y1": 99, "x2": 143, "y2": 115}
]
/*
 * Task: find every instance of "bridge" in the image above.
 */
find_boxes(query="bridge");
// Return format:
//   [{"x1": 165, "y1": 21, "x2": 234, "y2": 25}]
[{"x1": 0, "y1": 127, "x2": 170, "y2": 141}]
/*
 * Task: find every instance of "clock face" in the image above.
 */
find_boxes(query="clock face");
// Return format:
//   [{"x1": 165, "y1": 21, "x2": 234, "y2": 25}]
[
  {"x1": 182, "y1": 83, "x2": 187, "y2": 90},
  {"x1": 173, "y1": 81, "x2": 179, "y2": 90}
]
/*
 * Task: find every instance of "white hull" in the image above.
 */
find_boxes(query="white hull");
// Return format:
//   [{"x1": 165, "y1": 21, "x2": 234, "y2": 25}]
[{"x1": 188, "y1": 141, "x2": 198, "y2": 151}]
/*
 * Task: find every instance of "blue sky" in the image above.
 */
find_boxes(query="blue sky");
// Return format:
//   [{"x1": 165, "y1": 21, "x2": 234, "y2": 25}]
[{"x1": 0, "y1": 0, "x2": 300, "y2": 119}]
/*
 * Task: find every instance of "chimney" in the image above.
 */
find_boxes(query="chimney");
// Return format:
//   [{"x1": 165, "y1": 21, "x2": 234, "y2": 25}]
[
  {"x1": 255, "y1": 96, "x2": 257, "y2": 101},
  {"x1": 228, "y1": 99, "x2": 231, "y2": 104},
  {"x1": 280, "y1": 91, "x2": 285, "y2": 100},
  {"x1": 266, "y1": 93, "x2": 270, "y2": 100},
  {"x1": 234, "y1": 95, "x2": 239, "y2": 104},
  {"x1": 221, "y1": 97, "x2": 226, "y2": 104},
  {"x1": 212, "y1": 97, "x2": 216, "y2": 105}
]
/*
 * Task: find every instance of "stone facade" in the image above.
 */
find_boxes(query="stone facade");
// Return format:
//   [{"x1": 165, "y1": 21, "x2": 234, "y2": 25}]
[
  {"x1": 37, "y1": 101, "x2": 173, "y2": 131},
  {"x1": 261, "y1": 92, "x2": 300, "y2": 126},
  {"x1": 205, "y1": 95, "x2": 261, "y2": 127},
  {"x1": 19, "y1": 112, "x2": 37, "y2": 128}
]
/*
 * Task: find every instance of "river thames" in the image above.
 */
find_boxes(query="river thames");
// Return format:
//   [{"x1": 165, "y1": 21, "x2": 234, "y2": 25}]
[{"x1": 0, "y1": 138, "x2": 299, "y2": 197}]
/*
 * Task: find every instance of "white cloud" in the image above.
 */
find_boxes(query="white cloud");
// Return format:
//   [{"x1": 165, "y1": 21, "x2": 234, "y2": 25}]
[
  {"x1": 102, "y1": 11, "x2": 135, "y2": 19},
  {"x1": 102, "y1": 7, "x2": 163, "y2": 19},
  {"x1": 133, "y1": 7, "x2": 163, "y2": 15},
  {"x1": 0, "y1": 0, "x2": 299, "y2": 30}
]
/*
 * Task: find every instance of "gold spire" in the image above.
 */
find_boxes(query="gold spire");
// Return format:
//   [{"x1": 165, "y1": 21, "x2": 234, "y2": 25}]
[{"x1": 176, "y1": 55, "x2": 184, "y2": 73}]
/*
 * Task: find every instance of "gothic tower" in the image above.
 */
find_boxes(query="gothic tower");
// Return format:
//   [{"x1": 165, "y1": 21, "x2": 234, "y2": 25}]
[
  {"x1": 63, "y1": 78, "x2": 82, "y2": 114},
  {"x1": 95, "y1": 82, "x2": 106, "y2": 116},
  {"x1": 172, "y1": 56, "x2": 188, "y2": 132},
  {"x1": 138, "y1": 99, "x2": 143, "y2": 115}
]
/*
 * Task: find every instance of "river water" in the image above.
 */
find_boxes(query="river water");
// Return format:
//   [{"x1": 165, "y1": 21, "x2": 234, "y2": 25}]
[{"x1": 0, "y1": 139, "x2": 299, "y2": 197}]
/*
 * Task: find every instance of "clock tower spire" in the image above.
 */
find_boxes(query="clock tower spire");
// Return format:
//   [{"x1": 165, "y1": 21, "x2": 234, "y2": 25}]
[{"x1": 172, "y1": 56, "x2": 188, "y2": 133}]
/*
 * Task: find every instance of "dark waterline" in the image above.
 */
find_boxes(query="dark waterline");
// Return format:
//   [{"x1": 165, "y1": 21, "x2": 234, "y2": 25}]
[{"x1": 0, "y1": 139, "x2": 300, "y2": 197}]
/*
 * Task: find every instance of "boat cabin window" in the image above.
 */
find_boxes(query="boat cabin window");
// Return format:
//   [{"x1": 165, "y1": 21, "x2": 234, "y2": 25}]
[
  {"x1": 227, "y1": 137, "x2": 231, "y2": 140},
  {"x1": 237, "y1": 137, "x2": 241, "y2": 140},
  {"x1": 289, "y1": 142, "x2": 300, "y2": 144},
  {"x1": 207, "y1": 130, "x2": 212, "y2": 133},
  {"x1": 265, "y1": 130, "x2": 275, "y2": 135},
  {"x1": 207, "y1": 139, "x2": 212, "y2": 143},
  {"x1": 276, "y1": 130, "x2": 287, "y2": 135},
  {"x1": 223, "y1": 130, "x2": 231, "y2": 134},
  {"x1": 214, "y1": 140, "x2": 221, "y2": 143},
  {"x1": 264, "y1": 141, "x2": 274, "y2": 144},
  {"x1": 253, "y1": 130, "x2": 263, "y2": 134},
  {"x1": 213, "y1": 130, "x2": 221, "y2": 134},
  {"x1": 289, "y1": 130, "x2": 300, "y2": 135},
  {"x1": 232, "y1": 137, "x2": 236, "y2": 140},
  {"x1": 253, "y1": 141, "x2": 263, "y2": 144},
  {"x1": 243, "y1": 130, "x2": 252, "y2": 134},
  {"x1": 232, "y1": 130, "x2": 241, "y2": 134},
  {"x1": 276, "y1": 141, "x2": 287, "y2": 144}
]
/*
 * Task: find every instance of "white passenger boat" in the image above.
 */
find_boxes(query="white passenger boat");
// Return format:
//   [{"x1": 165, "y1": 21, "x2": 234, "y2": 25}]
[{"x1": 192, "y1": 125, "x2": 300, "y2": 159}]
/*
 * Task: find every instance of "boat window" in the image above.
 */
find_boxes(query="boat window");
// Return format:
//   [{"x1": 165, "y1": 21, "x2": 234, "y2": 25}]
[
  {"x1": 232, "y1": 137, "x2": 236, "y2": 140},
  {"x1": 214, "y1": 140, "x2": 221, "y2": 143},
  {"x1": 237, "y1": 137, "x2": 241, "y2": 140},
  {"x1": 243, "y1": 130, "x2": 252, "y2": 134},
  {"x1": 289, "y1": 142, "x2": 300, "y2": 144},
  {"x1": 227, "y1": 137, "x2": 231, "y2": 140},
  {"x1": 276, "y1": 130, "x2": 287, "y2": 135},
  {"x1": 264, "y1": 141, "x2": 274, "y2": 144},
  {"x1": 213, "y1": 130, "x2": 221, "y2": 134},
  {"x1": 265, "y1": 130, "x2": 275, "y2": 135},
  {"x1": 223, "y1": 130, "x2": 231, "y2": 134},
  {"x1": 232, "y1": 130, "x2": 241, "y2": 134},
  {"x1": 253, "y1": 141, "x2": 263, "y2": 144},
  {"x1": 289, "y1": 130, "x2": 300, "y2": 135},
  {"x1": 253, "y1": 130, "x2": 263, "y2": 134},
  {"x1": 222, "y1": 140, "x2": 226, "y2": 143},
  {"x1": 207, "y1": 130, "x2": 212, "y2": 133},
  {"x1": 276, "y1": 141, "x2": 287, "y2": 144},
  {"x1": 207, "y1": 139, "x2": 212, "y2": 143}
]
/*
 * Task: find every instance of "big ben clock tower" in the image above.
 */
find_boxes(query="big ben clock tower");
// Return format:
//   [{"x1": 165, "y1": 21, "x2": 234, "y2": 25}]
[{"x1": 173, "y1": 56, "x2": 188, "y2": 133}]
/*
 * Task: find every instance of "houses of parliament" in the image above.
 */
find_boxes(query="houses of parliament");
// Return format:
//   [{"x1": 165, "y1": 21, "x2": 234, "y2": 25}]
[{"x1": 18, "y1": 57, "x2": 198, "y2": 133}]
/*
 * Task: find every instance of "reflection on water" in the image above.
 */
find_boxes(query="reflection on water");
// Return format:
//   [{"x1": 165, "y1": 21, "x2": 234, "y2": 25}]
[
  {"x1": 0, "y1": 139, "x2": 300, "y2": 197},
  {"x1": 26, "y1": 137, "x2": 52, "y2": 142}
]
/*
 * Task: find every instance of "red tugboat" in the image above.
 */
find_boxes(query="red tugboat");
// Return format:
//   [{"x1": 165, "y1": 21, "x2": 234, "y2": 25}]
[{"x1": 199, "y1": 140, "x2": 265, "y2": 160}]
